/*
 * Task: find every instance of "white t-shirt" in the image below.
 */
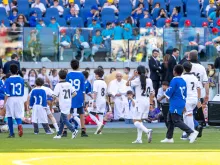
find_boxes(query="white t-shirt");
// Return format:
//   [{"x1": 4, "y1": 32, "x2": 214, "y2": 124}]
[
  {"x1": 41, "y1": 86, "x2": 54, "y2": 97},
  {"x1": 93, "y1": 79, "x2": 107, "y2": 103},
  {"x1": 182, "y1": 73, "x2": 201, "y2": 99},
  {"x1": 49, "y1": 75, "x2": 59, "y2": 88},
  {"x1": 103, "y1": 4, "x2": 118, "y2": 12},
  {"x1": 53, "y1": 82, "x2": 76, "y2": 114},
  {"x1": 130, "y1": 77, "x2": 154, "y2": 101},
  {"x1": 205, "y1": 5, "x2": 216, "y2": 12},
  {"x1": 190, "y1": 63, "x2": 208, "y2": 86},
  {"x1": 51, "y1": 5, "x2": 64, "y2": 15},
  {"x1": 0, "y1": 4, "x2": 10, "y2": 13},
  {"x1": 31, "y1": 3, "x2": 46, "y2": 12},
  {"x1": 28, "y1": 76, "x2": 36, "y2": 86}
]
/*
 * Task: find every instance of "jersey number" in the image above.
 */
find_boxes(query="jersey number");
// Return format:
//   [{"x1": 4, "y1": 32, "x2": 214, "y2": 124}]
[
  {"x1": 179, "y1": 87, "x2": 186, "y2": 99},
  {"x1": 192, "y1": 72, "x2": 200, "y2": 81},
  {"x1": 69, "y1": 79, "x2": 80, "y2": 91},
  {"x1": 63, "y1": 89, "x2": 71, "y2": 99},
  {"x1": 142, "y1": 87, "x2": 151, "y2": 97},
  {"x1": 191, "y1": 82, "x2": 195, "y2": 90},
  {"x1": 33, "y1": 96, "x2": 42, "y2": 105},
  {"x1": 101, "y1": 88, "x2": 105, "y2": 96},
  {"x1": 10, "y1": 83, "x2": 22, "y2": 95}
]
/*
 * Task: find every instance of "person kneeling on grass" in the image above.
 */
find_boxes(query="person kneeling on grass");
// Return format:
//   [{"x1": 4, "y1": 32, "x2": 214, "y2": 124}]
[
  {"x1": 53, "y1": 70, "x2": 78, "y2": 139},
  {"x1": 161, "y1": 65, "x2": 199, "y2": 144}
]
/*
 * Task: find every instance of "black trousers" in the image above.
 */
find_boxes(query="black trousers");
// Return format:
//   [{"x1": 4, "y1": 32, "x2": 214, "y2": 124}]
[
  {"x1": 166, "y1": 112, "x2": 194, "y2": 139},
  {"x1": 152, "y1": 80, "x2": 160, "y2": 96}
]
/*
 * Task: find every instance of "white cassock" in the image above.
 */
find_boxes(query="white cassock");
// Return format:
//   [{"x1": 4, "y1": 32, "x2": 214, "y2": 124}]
[{"x1": 108, "y1": 79, "x2": 131, "y2": 120}]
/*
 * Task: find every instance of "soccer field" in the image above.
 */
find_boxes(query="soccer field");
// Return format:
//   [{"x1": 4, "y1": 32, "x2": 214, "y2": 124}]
[{"x1": 0, "y1": 128, "x2": 220, "y2": 165}]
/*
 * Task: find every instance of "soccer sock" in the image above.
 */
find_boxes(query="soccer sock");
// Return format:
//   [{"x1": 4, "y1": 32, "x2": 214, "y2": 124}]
[
  {"x1": 98, "y1": 114, "x2": 104, "y2": 125},
  {"x1": 53, "y1": 123, "x2": 59, "y2": 132},
  {"x1": 73, "y1": 119, "x2": 79, "y2": 130},
  {"x1": 73, "y1": 116, "x2": 81, "y2": 129},
  {"x1": 137, "y1": 128, "x2": 143, "y2": 141},
  {"x1": 33, "y1": 123, "x2": 39, "y2": 133},
  {"x1": 186, "y1": 115, "x2": 195, "y2": 131},
  {"x1": 7, "y1": 117, "x2": 14, "y2": 135},
  {"x1": 89, "y1": 113, "x2": 101, "y2": 125},
  {"x1": 15, "y1": 118, "x2": 22, "y2": 125},
  {"x1": 63, "y1": 127, "x2": 67, "y2": 134},
  {"x1": 42, "y1": 123, "x2": 50, "y2": 133},
  {"x1": 134, "y1": 121, "x2": 149, "y2": 134}
]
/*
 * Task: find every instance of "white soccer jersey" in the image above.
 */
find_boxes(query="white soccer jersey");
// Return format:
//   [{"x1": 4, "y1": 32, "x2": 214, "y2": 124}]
[
  {"x1": 182, "y1": 73, "x2": 201, "y2": 99},
  {"x1": 191, "y1": 63, "x2": 208, "y2": 85},
  {"x1": 93, "y1": 79, "x2": 107, "y2": 103},
  {"x1": 130, "y1": 77, "x2": 154, "y2": 100},
  {"x1": 53, "y1": 82, "x2": 76, "y2": 114}
]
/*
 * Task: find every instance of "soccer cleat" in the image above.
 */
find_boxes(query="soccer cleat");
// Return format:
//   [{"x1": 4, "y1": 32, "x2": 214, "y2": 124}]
[
  {"x1": 49, "y1": 128, "x2": 55, "y2": 134},
  {"x1": 34, "y1": 132, "x2": 39, "y2": 135},
  {"x1": 160, "y1": 138, "x2": 174, "y2": 143},
  {"x1": 18, "y1": 125, "x2": 23, "y2": 137},
  {"x1": 180, "y1": 135, "x2": 189, "y2": 141},
  {"x1": 189, "y1": 131, "x2": 199, "y2": 143},
  {"x1": 53, "y1": 135, "x2": 61, "y2": 139},
  {"x1": 72, "y1": 129, "x2": 79, "y2": 139},
  {"x1": 7, "y1": 134, "x2": 15, "y2": 138},
  {"x1": 147, "y1": 129, "x2": 153, "y2": 143},
  {"x1": 81, "y1": 131, "x2": 88, "y2": 137},
  {"x1": 62, "y1": 131, "x2": 67, "y2": 137},
  {"x1": 197, "y1": 126, "x2": 203, "y2": 138},
  {"x1": 95, "y1": 124, "x2": 104, "y2": 135},
  {"x1": 132, "y1": 140, "x2": 143, "y2": 144}
]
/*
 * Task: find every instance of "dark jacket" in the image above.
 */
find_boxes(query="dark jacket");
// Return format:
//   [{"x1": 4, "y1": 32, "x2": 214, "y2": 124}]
[
  {"x1": 166, "y1": 55, "x2": 177, "y2": 82},
  {"x1": 0, "y1": 58, "x2": 3, "y2": 70},
  {"x1": 149, "y1": 56, "x2": 161, "y2": 81},
  {"x1": 161, "y1": 63, "x2": 168, "y2": 81},
  {"x1": 214, "y1": 57, "x2": 220, "y2": 69},
  {"x1": 3, "y1": 60, "x2": 23, "y2": 77},
  {"x1": 178, "y1": 57, "x2": 188, "y2": 65}
]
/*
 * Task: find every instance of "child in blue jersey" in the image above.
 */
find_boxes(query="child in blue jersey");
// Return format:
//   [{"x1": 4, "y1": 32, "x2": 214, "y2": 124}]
[
  {"x1": 91, "y1": 30, "x2": 103, "y2": 61},
  {"x1": 65, "y1": 59, "x2": 88, "y2": 137},
  {"x1": 29, "y1": 78, "x2": 50, "y2": 134},
  {"x1": 4, "y1": 64, "x2": 24, "y2": 138},
  {"x1": 113, "y1": 21, "x2": 123, "y2": 40},
  {"x1": 161, "y1": 65, "x2": 199, "y2": 144},
  {"x1": 123, "y1": 17, "x2": 132, "y2": 40},
  {"x1": 102, "y1": 22, "x2": 114, "y2": 56},
  {"x1": 48, "y1": 17, "x2": 60, "y2": 32},
  {"x1": 88, "y1": 19, "x2": 101, "y2": 28}
]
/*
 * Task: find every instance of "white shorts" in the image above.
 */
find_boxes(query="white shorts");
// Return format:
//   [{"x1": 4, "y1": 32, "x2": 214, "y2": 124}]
[
  {"x1": 89, "y1": 101, "x2": 106, "y2": 114},
  {"x1": 6, "y1": 97, "x2": 24, "y2": 118},
  {"x1": 185, "y1": 98, "x2": 197, "y2": 115},
  {"x1": 133, "y1": 99, "x2": 150, "y2": 120},
  {"x1": 31, "y1": 105, "x2": 48, "y2": 123}
]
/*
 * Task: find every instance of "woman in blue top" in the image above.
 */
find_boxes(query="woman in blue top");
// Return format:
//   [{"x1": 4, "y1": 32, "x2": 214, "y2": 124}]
[
  {"x1": 131, "y1": 3, "x2": 144, "y2": 22},
  {"x1": 170, "y1": 6, "x2": 181, "y2": 28},
  {"x1": 123, "y1": 17, "x2": 132, "y2": 40},
  {"x1": 91, "y1": 30, "x2": 103, "y2": 62},
  {"x1": 73, "y1": 28, "x2": 85, "y2": 62},
  {"x1": 113, "y1": 21, "x2": 123, "y2": 40},
  {"x1": 208, "y1": 6, "x2": 220, "y2": 25}
]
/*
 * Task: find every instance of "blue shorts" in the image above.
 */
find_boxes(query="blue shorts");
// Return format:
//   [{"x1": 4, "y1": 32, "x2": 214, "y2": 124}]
[
  {"x1": 70, "y1": 107, "x2": 84, "y2": 115},
  {"x1": 47, "y1": 96, "x2": 53, "y2": 101}
]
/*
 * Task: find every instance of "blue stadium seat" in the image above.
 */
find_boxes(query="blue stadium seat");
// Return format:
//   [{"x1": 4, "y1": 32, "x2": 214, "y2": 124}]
[
  {"x1": 18, "y1": 0, "x2": 29, "y2": 10},
  {"x1": 74, "y1": 0, "x2": 81, "y2": 7},
  {"x1": 40, "y1": 0, "x2": 47, "y2": 6},
  {"x1": 135, "y1": 0, "x2": 148, "y2": 8},
  {"x1": 29, "y1": 8, "x2": 43, "y2": 18},
  {"x1": 70, "y1": 17, "x2": 84, "y2": 27},
  {"x1": 195, "y1": 17, "x2": 208, "y2": 27},
  {"x1": 156, "y1": 18, "x2": 166, "y2": 27},
  {"x1": 45, "y1": 8, "x2": 59, "y2": 19},
  {"x1": 139, "y1": 18, "x2": 153, "y2": 27},
  {"x1": 80, "y1": 8, "x2": 91, "y2": 22},
  {"x1": 186, "y1": 0, "x2": 199, "y2": 6},
  {"x1": 57, "y1": 17, "x2": 67, "y2": 26},
  {"x1": 208, "y1": 8, "x2": 216, "y2": 17},
  {"x1": 118, "y1": 0, "x2": 132, "y2": 8},
  {"x1": 169, "y1": 0, "x2": 183, "y2": 7},
  {"x1": 186, "y1": 5, "x2": 201, "y2": 17},
  {"x1": 43, "y1": 17, "x2": 50, "y2": 26},
  {"x1": 179, "y1": 17, "x2": 196, "y2": 27},
  {"x1": 18, "y1": 6, "x2": 29, "y2": 18},
  {"x1": 169, "y1": 5, "x2": 184, "y2": 16},
  {"x1": 84, "y1": 0, "x2": 97, "y2": 8},
  {"x1": 118, "y1": 6, "x2": 132, "y2": 22},
  {"x1": 0, "y1": 7, "x2": 7, "y2": 18},
  {"x1": 63, "y1": 8, "x2": 70, "y2": 18},
  {"x1": 153, "y1": 0, "x2": 166, "y2": 9},
  {"x1": 81, "y1": 29, "x2": 90, "y2": 42},
  {"x1": 152, "y1": 8, "x2": 160, "y2": 20},
  {"x1": 2, "y1": 19, "x2": 10, "y2": 27},
  {"x1": 101, "y1": 8, "x2": 115, "y2": 23},
  {"x1": 201, "y1": 0, "x2": 209, "y2": 15}
]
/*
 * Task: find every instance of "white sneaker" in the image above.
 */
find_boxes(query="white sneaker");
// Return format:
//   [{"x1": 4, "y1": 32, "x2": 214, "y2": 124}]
[
  {"x1": 147, "y1": 129, "x2": 153, "y2": 143},
  {"x1": 189, "y1": 131, "x2": 199, "y2": 143},
  {"x1": 160, "y1": 138, "x2": 174, "y2": 143},
  {"x1": 53, "y1": 135, "x2": 61, "y2": 139},
  {"x1": 95, "y1": 124, "x2": 104, "y2": 134},
  {"x1": 49, "y1": 128, "x2": 55, "y2": 134},
  {"x1": 132, "y1": 140, "x2": 143, "y2": 144},
  {"x1": 60, "y1": 55, "x2": 63, "y2": 61},
  {"x1": 72, "y1": 129, "x2": 79, "y2": 139}
]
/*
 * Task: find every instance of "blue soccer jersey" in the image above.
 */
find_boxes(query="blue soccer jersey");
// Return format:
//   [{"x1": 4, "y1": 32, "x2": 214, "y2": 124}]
[
  {"x1": 85, "y1": 80, "x2": 92, "y2": 94},
  {"x1": 165, "y1": 76, "x2": 187, "y2": 115},
  {"x1": 4, "y1": 76, "x2": 24, "y2": 97},
  {"x1": 29, "y1": 88, "x2": 47, "y2": 108},
  {"x1": 0, "y1": 80, "x2": 5, "y2": 100},
  {"x1": 66, "y1": 71, "x2": 85, "y2": 108}
]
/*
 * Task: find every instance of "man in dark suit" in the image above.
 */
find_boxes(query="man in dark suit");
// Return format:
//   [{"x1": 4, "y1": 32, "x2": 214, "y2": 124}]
[
  {"x1": 149, "y1": 49, "x2": 161, "y2": 96},
  {"x1": 166, "y1": 48, "x2": 179, "y2": 82},
  {"x1": 3, "y1": 54, "x2": 23, "y2": 77}
]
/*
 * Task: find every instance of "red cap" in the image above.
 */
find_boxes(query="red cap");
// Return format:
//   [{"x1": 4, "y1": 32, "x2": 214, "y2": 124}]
[
  {"x1": 185, "y1": 20, "x2": 191, "y2": 27},
  {"x1": 165, "y1": 19, "x2": 171, "y2": 23},
  {"x1": 202, "y1": 22, "x2": 208, "y2": 27},
  {"x1": 60, "y1": 29, "x2": 66, "y2": 33},
  {"x1": 217, "y1": 19, "x2": 220, "y2": 26},
  {"x1": 212, "y1": 27, "x2": 219, "y2": 33},
  {"x1": 146, "y1": 22, "x2": 152, "y2": 27}
]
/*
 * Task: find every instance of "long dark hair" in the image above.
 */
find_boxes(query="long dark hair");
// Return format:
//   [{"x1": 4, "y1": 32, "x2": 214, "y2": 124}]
[
  {"x1": 137, "y1": 65, "x2": 146, "y2": 95},
  {"x1": 216, "y1": 6, "x2": 220, "y2": 18}
]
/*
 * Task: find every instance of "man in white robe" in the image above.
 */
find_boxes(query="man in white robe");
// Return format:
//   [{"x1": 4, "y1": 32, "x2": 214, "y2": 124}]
[{"x1": 108, "y1": 72, "x2": 130, "y2": 120}]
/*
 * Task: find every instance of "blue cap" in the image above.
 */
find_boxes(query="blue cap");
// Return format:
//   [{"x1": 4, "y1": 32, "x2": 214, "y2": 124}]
[
  {"x1": 51, "y1": 16, "x2": 56, "y2": 20},
  {"x1": 91, "y1": 5, "x2": 98, "y2": 10},
  {"x1": 31, "y1": 10, "x2": 37, "y2": 15}
]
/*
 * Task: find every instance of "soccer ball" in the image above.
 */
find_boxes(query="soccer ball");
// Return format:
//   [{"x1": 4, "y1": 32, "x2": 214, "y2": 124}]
[{"x1": 0, "y1": 125, "x2": 9, "y2": 133}]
